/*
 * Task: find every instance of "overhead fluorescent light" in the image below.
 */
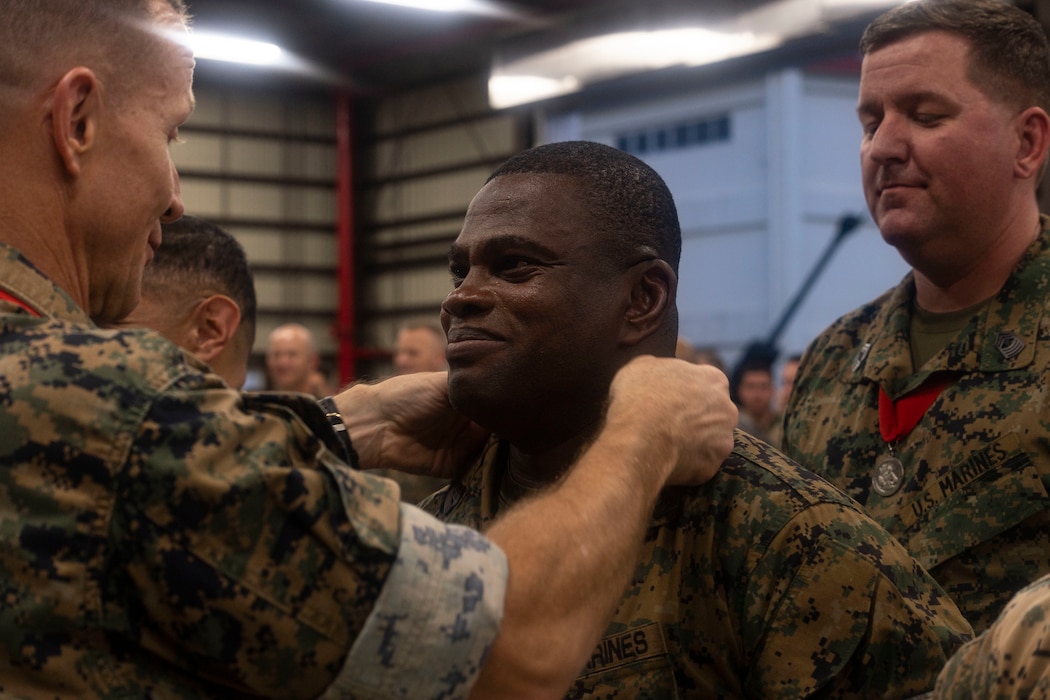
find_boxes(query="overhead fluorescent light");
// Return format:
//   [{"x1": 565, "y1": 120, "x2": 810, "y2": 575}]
[
  {"x1": 355, "y1": 0, "x2": 520, "y2": 19},
  {"x1": 489, "y1": 0, "x2": 909, "y2": 109},
  {"x1": 490, "y1": 75, "x2": 581, "y2": 107},
  {"x1": 184, "y1": 31, "x2": 284, "y2": 66},
  {"x1": 172, "y1": 30, "x2": 344, "y2": 84},
  {"x1": 490, "y1": 28, "x2": 777, "y2": 109}
]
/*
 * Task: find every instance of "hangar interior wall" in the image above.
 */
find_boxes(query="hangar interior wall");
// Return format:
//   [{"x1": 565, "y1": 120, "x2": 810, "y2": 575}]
[{"x1": 542, "y1": 68, "x2": 909, "y2": 371}]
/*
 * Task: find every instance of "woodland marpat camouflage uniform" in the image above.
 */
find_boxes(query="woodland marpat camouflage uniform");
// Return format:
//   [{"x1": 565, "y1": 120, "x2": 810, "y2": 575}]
[
  {"x1": 422, "y1": 431, "x2": 973, "y2": 699},
  {"x1": 783, "y1": 216, "x2": 1050, "y2": 635},
  {"x1": 0, "y1": 242, "x2": 506, "y2": 699},
  {"x1": 932, "y1": 572, "x2": 1050, "y2": 698}
]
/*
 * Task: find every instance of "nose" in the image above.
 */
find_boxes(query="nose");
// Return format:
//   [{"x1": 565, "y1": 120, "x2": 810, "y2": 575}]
[
  {"x1": 865, "y1": 114, "x2": 908, "y2": 165},
  {"x1": 441, "y1": 268, "x2": 496, "y2": 321},
  {"x1": 161, "y1": 161, "x2": 185, "y2": 223}
]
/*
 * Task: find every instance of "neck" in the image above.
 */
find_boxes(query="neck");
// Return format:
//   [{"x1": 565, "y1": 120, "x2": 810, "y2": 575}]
[
  {"x1": 506, "y1": 431, "x2": 595, "y2": 485},
  {"x1": 286, "y1": 378, "x2": 315, "y2": 394},
  {"x1": 746, "y1": 407, "x2": 774, "y2": 428},
  {"x1": 913, "y1": 212, "x2": 1041, "y2": 313},
  {"x1": 0, "y1": 162, "x2": 89, "y2": 314}
]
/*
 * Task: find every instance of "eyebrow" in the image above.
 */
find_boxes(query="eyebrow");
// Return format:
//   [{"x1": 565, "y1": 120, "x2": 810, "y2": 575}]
[
  {"x1": 447, "y1": 234, "x2": 559, "y2": 261},
  {"x1": 857, "y1": 89, "x2": 951, "y2": 116}
]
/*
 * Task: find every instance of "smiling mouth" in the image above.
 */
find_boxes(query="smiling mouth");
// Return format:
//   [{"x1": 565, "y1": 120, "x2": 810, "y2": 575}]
[
  {"x1": 445, "y1": 327, "x2": 504, "y2": 363},
  {"x1": 877, "y1": 179, "x2": 926, "y2": 196},
  {"x1": 446, "y1": 327, "x2": 503, "y2": 343}
]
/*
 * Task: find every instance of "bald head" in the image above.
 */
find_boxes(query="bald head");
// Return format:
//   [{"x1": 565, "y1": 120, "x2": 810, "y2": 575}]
[{"x1": 266, "y1": 323, "x2": 322, "y2": 394}]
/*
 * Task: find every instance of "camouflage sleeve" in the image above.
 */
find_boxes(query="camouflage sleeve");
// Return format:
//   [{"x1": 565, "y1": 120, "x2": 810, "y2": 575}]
[
  {"x1": 114, "y1": 386, "x2": 506, "y2": 699},
  {"x1": 779, "y1": 333, "x2": 833, "y2": 468},
  {"x1": 745, "y1": 502, "x2": 972, "y2": 698},
  {"x1": 932, "y1": 574, "x2": 1050, "y2": 699},
  {"x1": 326, "y1": 504, "x2": 506, "y2": 699}
]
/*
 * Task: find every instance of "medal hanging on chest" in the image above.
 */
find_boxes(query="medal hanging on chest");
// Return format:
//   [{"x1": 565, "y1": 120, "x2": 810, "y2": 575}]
[
  {"x1": 872, "y1": 453, "x2": 904, "y2": 497},
  {"x1": 875, "y1": 377, "x2": 952, "y2": 497}
]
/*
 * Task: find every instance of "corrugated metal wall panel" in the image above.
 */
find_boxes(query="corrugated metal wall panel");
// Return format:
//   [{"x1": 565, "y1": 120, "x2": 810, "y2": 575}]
[
  {"x1": 355, "y1": 75, "x2": 529, "y2": 379},
  {"x1": 172, "y1": 83, "x2": 339, "y2": 389}
]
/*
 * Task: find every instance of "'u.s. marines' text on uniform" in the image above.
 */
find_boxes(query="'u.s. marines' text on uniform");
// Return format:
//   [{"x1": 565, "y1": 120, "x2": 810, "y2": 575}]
[
  {"x1": 424, "y1": 431, "x2": 972, "y2": 699},
  {"x1": 784, "y1": 217, "x2": 1050, "y2": 634}
]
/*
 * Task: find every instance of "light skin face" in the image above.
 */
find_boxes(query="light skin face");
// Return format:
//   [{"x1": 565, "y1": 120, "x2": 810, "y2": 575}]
[
  {"x1": 777, "y1": 358, "x2": 799, "y2": 412},
  {"x1": 394, "y1": 327, "x2": 447, "y2": 374},
  {"x1": 857, "y1": 30, "x2": 1042, "y2": 300},
  {"x1": 66, "y1": 2, "x2": 195, "y2": 324},
  {"x1": 266, "y1": 325, "x2": 319, "y2": 392},
  {"x1": 441, "y1": 174, "x2": 633, "y2": 458},
  {"x1": 737, "y1": 369, "x2": 774, "y2": 424}
]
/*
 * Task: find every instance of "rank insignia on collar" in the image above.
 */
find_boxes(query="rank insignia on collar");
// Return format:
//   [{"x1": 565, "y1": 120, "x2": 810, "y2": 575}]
[
  {"x1": 994, "y1": 331, "x2": 1024, "y2": 360},
  {"x1": 852, "y1": 342, "x2": 872, "y2": 373}
]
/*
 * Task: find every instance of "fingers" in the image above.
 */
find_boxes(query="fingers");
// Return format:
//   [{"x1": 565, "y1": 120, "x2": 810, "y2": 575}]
[{"x1": 607, "y1": 356, "x2": 736, "y2": 487}]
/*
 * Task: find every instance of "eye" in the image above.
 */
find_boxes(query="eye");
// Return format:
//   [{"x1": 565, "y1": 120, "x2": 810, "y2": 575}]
[
  {"x1": 913, "y1": 112, "x2": 941, "y2": 126},
  {"x1": 498, "y1": 256, "x2": 541, "y2": 279},
  {"x1": 449, "y1": 262, "x2": 467, "y2": 287}
]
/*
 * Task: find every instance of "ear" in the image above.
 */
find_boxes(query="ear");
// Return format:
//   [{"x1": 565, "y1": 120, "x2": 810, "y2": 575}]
[
  {"x1": 51, "y1": 68, "x2": 101, "y2": 177},
  {"x1": 1015, "y1": 106, "x2": 1050, "y2": 182},
  {"x1": 186, "y1": 295, "x2": 241, "y2": 363},
  {"x1": 620, "y1": 259, "x2": 677, "y2": 347}
]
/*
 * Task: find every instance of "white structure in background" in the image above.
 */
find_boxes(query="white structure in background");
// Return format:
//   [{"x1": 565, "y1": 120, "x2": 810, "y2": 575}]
[{"x1": 541, "y1": 68, "x2": 909, "y2": 367}]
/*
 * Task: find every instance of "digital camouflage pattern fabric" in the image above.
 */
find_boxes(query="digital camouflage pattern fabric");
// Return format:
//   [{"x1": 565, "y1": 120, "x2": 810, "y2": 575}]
[
  {"x1": 931, "y1": 572, "x2": 1050, "y2": 699},
  {"x1": 782, "y1": 217, "x2": 1050, "y2": 634},
  {"x1": 0, "y1": 242, "x2": 506, "y2": 699},
  {"x1": 422, "y1": 431, "x2": 973, "y2": 698}
]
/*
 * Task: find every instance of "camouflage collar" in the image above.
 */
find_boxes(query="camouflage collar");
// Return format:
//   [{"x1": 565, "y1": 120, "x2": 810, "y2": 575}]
[
  {"x1": 849, "y1": 217, "x2": 1050, "y2": 397},
  {"x1": 0, "y1": 242, "x2": 90, "y2": 325}
]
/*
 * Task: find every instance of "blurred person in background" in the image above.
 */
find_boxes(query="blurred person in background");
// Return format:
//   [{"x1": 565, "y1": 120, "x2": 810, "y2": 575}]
[
  {"x1": 394, "y1": 320, "x2": 447, "y2": 374},
  {"x1": 265, "y1": 322, "x2": 333, "y2": 396}
]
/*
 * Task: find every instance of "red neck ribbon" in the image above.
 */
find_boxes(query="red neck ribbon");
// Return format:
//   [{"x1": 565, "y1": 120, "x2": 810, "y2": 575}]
[
  {"x1": 0, "y1": 289, "x2": 40, "y2": 317},
  {"x1": 878, "y1": 376, "x2": 952, "y2": 443}
]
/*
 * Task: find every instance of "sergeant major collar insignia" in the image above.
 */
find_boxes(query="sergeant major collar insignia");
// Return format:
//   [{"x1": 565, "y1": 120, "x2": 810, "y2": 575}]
[
  {"x1": 994, "y1": 331, "x2": 1024, "y2": 360},
  {"x1": 852, "y1": 342, "x2": 872, "y2": 373}
]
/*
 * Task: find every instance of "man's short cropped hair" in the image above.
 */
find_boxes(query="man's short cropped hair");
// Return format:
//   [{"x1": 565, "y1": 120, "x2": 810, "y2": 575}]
[
  {"x1": 486, "y1": 140, "x2": 682, "y2": 274},
  {"x1": 153, "y1": 215, "x2": 257, "y2": 347},
  {"x1": 860, "y1": 0, "x2": 1050, "y2": 113}
]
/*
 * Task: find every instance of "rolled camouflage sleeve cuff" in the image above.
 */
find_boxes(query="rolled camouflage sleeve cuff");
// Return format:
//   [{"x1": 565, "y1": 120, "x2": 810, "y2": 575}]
[{"x1": 323, "y1": 503, "x2": 507, "y2": 700}]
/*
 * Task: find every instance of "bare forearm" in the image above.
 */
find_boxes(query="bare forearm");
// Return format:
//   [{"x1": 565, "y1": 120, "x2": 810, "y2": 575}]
[
  {"x1": 330, "y1": 373, "x2": 487, "y2": 477},
  {"x1": 331, "y1": 358, "x2": 734, "y2": 698},
  {"x1": 469, "y1": 425, "x2": 675, "y2": 700}
]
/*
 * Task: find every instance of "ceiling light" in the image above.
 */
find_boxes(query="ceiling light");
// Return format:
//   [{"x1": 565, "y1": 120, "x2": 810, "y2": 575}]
[
  {"x1": 185, "y1": 31, "x2": 283, "y2": 66},
  {"x1": 490, "y1": 75, "x2": 581, "y2": 108},
  {"x1": 355, "y1": 0, "x2": 518, "y2": 18},
  {"x1": 489, "y1": 0, "x2": 911, "y2": 109}
]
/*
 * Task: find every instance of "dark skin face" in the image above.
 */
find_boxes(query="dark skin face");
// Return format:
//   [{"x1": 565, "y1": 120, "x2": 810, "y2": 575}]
[{"x1": 441, "y1": 173, "x2": 636, "y2": 478}]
